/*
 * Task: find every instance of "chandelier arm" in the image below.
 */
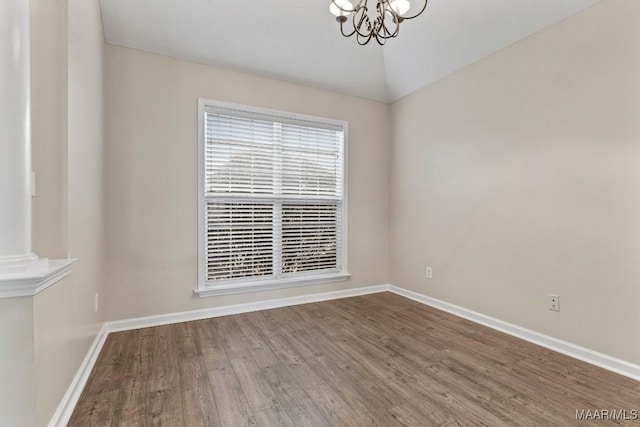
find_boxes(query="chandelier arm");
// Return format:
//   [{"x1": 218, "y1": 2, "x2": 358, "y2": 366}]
[
  {"x1": 331, "y1": 0, "x2": 426, "y2": 44},
  {"x1": 376, "y1": 19, "x2": 389, "y2": 39},
  {"x1": 388, "y1": 19, "x2": 399, "y2": 38},
  {"x1": 357, "y1": 31, "x2": 373, "y2": 45},
  {"x1": 375, "y1": 30, "x2": 395, "y2": 40},
  {"x1": 380, "y1": 22, "x2": 399, "y2": 38},
  {"x1": 396, "y1": 0, "x2": 428, "y2": 20},
  {"x1": 378, "y1": 11, "x2": 399, "y2": 38},
  {"x1": 339, "y1": 19, "x2": 358, "y2": 38},
  {"x1": 373, "y1": 30, "x2": 387, "y2": 46},
  {"x1": 352, "y1": 8, "x2": 374, "y2": 39}
]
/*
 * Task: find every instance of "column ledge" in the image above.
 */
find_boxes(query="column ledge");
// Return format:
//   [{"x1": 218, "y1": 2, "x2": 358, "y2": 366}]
[{"x1": 0, "y1": 258, "x2": 77, "y2": 299}]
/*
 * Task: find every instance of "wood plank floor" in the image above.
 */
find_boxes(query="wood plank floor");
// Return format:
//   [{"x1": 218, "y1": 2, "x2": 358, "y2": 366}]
[{"x1": 69, "y1": 292, "x2": 640, "y2": 426}]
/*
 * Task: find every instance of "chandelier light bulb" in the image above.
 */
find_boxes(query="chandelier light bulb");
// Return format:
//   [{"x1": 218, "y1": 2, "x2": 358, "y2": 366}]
[
  {"x1": 330, "y1": 0, "x2": 354, "y2": 17},
  {"x1": 389, "y1": 0, "x2": 411, "y2": 15}
]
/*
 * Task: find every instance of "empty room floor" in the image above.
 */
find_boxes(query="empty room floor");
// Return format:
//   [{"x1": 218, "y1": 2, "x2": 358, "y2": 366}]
[{"x1": 69, "y1": 293, "x2": 640, "y2": 426}]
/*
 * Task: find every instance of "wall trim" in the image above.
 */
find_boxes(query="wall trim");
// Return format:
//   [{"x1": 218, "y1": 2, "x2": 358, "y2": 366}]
[
  {"x1": 48, "y1": 323, "x2": 109, "y2": 427},
  {"x1": 387, "y1": 285, "x2": 640, "y2": 382},
  {"x1": 0, "y1": 258, "x2": 76, "y2": 299},
  {"x1": 107, "y1": 284, "x2": 388, "y2": 333},
  {"x1": 49, "y1": 283, "x2": 640, "y2": 426}
]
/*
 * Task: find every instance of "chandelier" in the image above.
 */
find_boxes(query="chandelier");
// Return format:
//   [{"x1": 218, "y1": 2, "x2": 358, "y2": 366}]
[{"x1": 329, "y1": 0, "x2": 428, "y2": 46}]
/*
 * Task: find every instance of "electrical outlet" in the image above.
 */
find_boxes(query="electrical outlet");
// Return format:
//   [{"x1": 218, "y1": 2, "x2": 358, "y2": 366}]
[
  {"x1": 548, "y1": 294, "x2": 559, "y2": 312},
  {"x1": 94, "y1": 293, "x2": 99, "y2": 313},
  {"x1": 425, "y1": 267, "x2": 433, "y2": 279}
]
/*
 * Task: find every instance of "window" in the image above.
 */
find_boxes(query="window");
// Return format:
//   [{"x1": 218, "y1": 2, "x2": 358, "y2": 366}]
[{"x1": 197, "y1": 99, "x2": 349, "y2": 296}]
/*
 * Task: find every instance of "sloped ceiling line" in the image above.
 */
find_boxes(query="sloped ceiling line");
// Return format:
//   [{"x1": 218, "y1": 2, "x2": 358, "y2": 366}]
[{"x1": 100, "y1": 0, "x2": 600, "y2": 102}]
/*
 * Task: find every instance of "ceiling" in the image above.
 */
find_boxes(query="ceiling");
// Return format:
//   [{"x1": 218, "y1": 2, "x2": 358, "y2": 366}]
[{"x1": 99, "y1": 0, "x2": 600, "y2": 102}]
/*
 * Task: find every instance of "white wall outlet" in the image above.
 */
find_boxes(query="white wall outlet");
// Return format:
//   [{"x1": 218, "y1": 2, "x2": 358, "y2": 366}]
[
  {"x1": 94, "y1": 293, "x2": 99, "y2": 313},
  {"x1": 548, "y1": 294, "x2": 559, "y2": 312},
  {"x1": 426, "y1": 266, "x2": 433, "y2": 279}
]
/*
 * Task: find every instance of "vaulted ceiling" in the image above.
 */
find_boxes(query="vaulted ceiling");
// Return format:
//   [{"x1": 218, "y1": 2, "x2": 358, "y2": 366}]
[{"x1": 99, "y1": 0, "x2": 599, "y2": 102}]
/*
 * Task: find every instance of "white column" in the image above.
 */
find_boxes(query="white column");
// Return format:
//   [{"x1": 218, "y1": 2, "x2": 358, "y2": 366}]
[{"x1": 0, "y1": 0, "x2": 38, "y2": 268}]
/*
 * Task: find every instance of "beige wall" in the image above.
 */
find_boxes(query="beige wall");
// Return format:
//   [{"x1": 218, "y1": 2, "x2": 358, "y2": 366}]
[
  {"x1": 31, "y1": 0, "x2": 106, "y2": 425},
  {"x1": 104, "y1": 45, "x2": 391, "y2": 320},
  {"x1": 30, "y1": 0, "x2": 67, "y2": 259},
  {"x1": 390, "y1": 0, "x2": 640, "y2": 365},
  {"x1": 0, "y1": 298, "x2": 35, "y2": 427},
  {"x1": 15, "y1": 2, "x2": 640, "y2": 423}
]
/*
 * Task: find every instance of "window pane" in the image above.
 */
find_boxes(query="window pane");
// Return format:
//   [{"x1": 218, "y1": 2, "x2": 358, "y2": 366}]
[
  {"x1": 205, "y1": 113, "x2": 275, "y2": 196},
  {"x1": 206, "y1": 202, "x2": 274, "y2": 280},
  {"x1": 281, "y1": 123, "x2": 343, "y2": 198},
  {"x1": 281, "y1": 203, "x2": 339, "y2": 274}
]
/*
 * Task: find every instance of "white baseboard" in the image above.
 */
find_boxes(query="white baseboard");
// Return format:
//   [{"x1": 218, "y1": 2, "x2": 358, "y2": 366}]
[
  {"x1": 48, "y1": 324, "x2": 109, "y2": 427},
  {"x1": 105, "y1": 284, "x2": 389, "y2": 333},
  {"x1": 49, "y1": 283, "x2": 640, "y2": 426},
  {"x1": 388, "y1": 285, "x2": 640, "y2": 382}
]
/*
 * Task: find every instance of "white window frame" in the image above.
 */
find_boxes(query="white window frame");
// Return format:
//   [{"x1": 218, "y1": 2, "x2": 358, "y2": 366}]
[{"x1": 196, "y1": 98, "x2": 350, "y2": 297}]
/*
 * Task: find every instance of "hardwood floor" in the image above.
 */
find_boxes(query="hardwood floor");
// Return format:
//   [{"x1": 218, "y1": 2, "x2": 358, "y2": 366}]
[{"x1": 69, "y1": 292, "x2": 640, "y2": 426}]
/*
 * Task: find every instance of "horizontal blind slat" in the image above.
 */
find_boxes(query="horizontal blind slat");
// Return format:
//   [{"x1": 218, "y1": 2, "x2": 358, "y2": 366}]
[
  {"x1": 203, "y1": 108, "x2": 344, "y2": 284},
  {"x1": 205, "y1": 201, "x2": 274, "y2": 281}
]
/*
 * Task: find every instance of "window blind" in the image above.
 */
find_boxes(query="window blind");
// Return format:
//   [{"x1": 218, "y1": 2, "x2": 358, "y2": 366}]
[{"x1": 203, "y1": 108, "x2": 345, "y2": 284}]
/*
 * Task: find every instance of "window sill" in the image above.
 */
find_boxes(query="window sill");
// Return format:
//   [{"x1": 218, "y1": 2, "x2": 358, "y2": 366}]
[{"x1": 194, "y1": 272, "x2": 351, "y2": 298}]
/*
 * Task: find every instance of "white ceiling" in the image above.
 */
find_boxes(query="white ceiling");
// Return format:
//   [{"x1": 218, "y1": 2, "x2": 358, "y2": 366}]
[{"x1": 100, "y1": 0, "x2": 599, "y2": 102}]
